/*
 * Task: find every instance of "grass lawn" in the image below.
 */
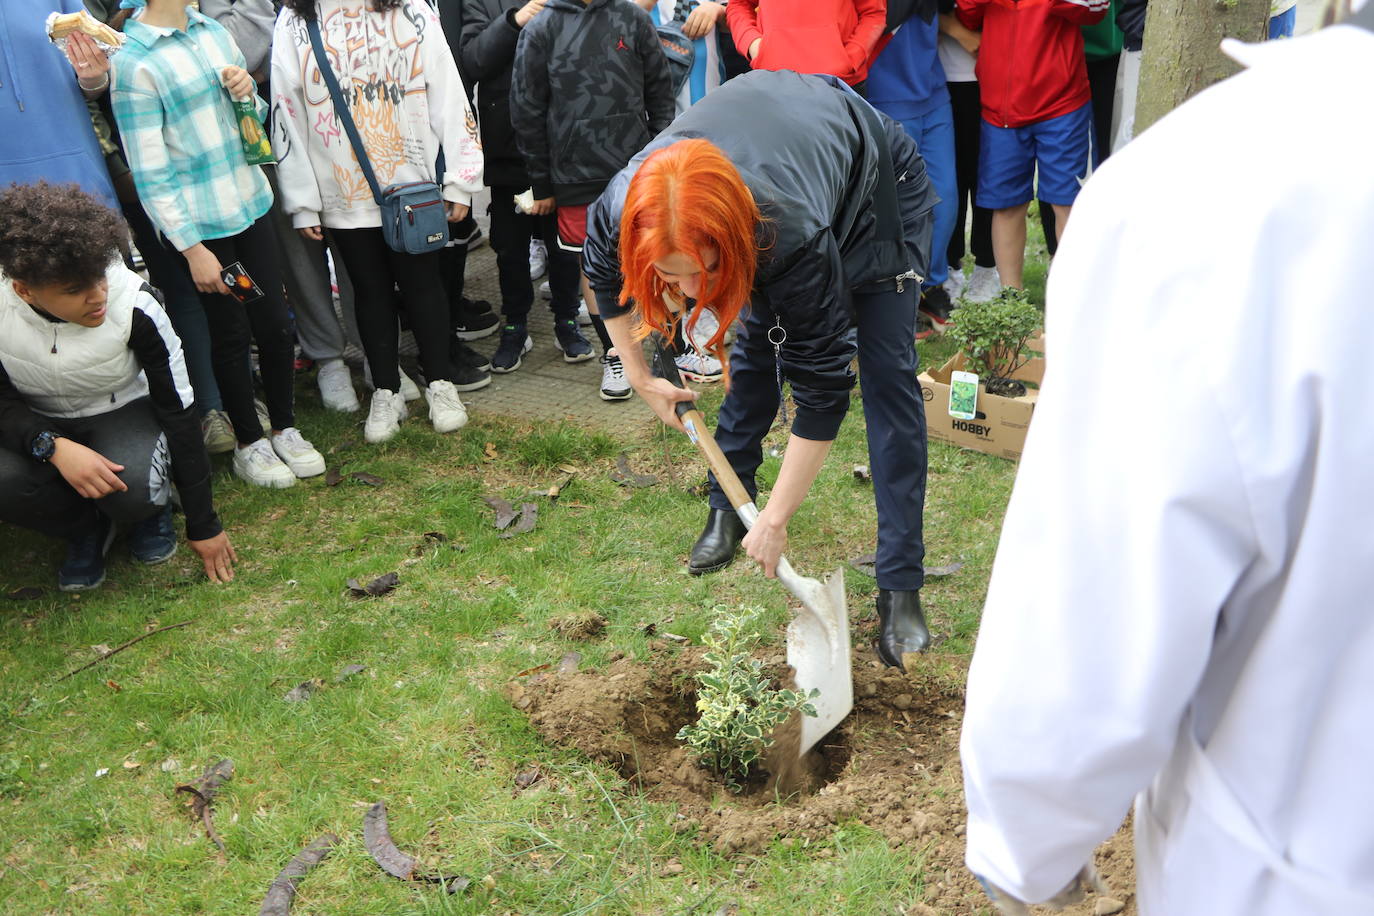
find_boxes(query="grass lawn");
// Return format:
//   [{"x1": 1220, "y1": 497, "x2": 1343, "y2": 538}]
[{"x1": 0, "y1": 230, "x2": 1053, "y2": 915}]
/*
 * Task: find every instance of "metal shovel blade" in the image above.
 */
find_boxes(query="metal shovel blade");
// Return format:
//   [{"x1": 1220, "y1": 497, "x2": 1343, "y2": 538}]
[{"x1": 775, "y1": 559, "x2": 853, "y2": 757}]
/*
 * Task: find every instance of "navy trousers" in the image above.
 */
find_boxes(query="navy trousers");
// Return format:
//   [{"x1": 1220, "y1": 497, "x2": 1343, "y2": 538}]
[{"x1": 708, "y1": 283, "x2": 929, "y2": 591}]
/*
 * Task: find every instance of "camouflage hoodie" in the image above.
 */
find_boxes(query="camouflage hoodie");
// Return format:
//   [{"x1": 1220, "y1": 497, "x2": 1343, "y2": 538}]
[{"x1": 509, "y1": 0, "x2": 675, "y2": 205}]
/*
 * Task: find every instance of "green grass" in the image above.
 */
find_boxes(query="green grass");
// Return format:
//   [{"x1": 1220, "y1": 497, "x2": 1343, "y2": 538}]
[{"x1": 0, "y1": 239, "x2": 1048, "y2": 914}]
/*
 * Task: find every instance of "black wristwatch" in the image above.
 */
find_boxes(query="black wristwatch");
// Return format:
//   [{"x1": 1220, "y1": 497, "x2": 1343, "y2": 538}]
[{"x1": 30, "y1": 430, "x2": 59, "y2": 463}]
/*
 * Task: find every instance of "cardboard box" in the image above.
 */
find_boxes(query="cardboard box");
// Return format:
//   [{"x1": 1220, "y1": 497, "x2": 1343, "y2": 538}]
[{"x1": 919, "y1": 334, "x2": 1046, "y2": 461}]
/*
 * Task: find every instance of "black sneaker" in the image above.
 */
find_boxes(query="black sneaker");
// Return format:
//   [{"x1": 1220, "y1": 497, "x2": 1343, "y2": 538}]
[
  {"x1": 128, "y1": 505, "x2": 177, "y2": 565},
  {"x1": 448, "y1": 345, "x2": 492, "y2": 392},
  {"x1": 451, "y1": 338, "x2": 492, "y2": 373},
  {"x1": 553, "y1": 319, "x2": 594, "y2": 363},
  {"x1": 58, "y1": 512, "x2": 116, "y2": 592},
  {"x1": 919, "y1": 285, "x2": 955, "y2": 335},
  {"x1": 491, "y1": 325, "x2": 533, "y2": 373},
  {"x1": 454, "y1": 298, "x2": 499, "y2": 341}
]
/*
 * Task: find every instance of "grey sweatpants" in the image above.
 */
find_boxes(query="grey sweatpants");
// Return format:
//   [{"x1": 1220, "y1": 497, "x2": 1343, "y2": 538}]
[{"x1": 0, "y1": 398, "x2": 169, "y2": 541}]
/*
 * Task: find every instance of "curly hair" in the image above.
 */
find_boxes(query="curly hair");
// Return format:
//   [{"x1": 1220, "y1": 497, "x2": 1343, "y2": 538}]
[
  {"x1": 0, "y1": 182, "x2": 124, "y2": 288},
  {"x1": 280, "y1": 0, "x2": 406, "y2": 22},
  {"x1": 618, "y1": 139, "x2": 762, "y2": 381}
]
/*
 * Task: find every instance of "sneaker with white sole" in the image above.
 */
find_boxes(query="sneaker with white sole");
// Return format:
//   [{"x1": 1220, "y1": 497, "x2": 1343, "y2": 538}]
[
  {"x1": 964, "y1": 265, "x2": 1002, "y2": 303},
  {"x1": 599, "y1": 350, "x2": 632, "y2": 401},
  {"x1": 272, "y1": 427, "x2": 327, "y2": 478},
  {"x1": 553, "y1": 319, "x2": 594, "y2": 362},
  {"x1": 234, "y1": 438, "x2": 296, "y2": 488},
  {"x1": 539, "y1": 280, "x2": 552, "y2": 300},
  {"x1": 686, "y1": 308, "x2": 721, "y2": 349},
  {"x1": 491, "y1": 325, "x2": 533, "y2": 373},
  {"x1": 317, "y1": 358, "x2": 359, "y2": 412},
  {"x1": 675, "y1": 344, "x2": 723, "y2": 383},
  {"x1": 364, "y1": 389, "x2": 407, "y2": 443},
  {"x1": 942, "y1": 269, "x2": 967, "y2": 303},
  {"x1": 201, "y1": 409, "x2": 235, "y2": 454},
  {"x1": 363, "y1": 362, "x2": 424, "y2": 402},
  {"x1": 529, "y1": 239, "x2": 548, "y2": 280},
  {"x1": 426, "y1": 379, "x2": 468, "y2": 433}
]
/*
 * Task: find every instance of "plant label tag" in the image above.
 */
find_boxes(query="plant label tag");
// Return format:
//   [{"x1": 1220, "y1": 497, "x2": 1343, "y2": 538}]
[
  {"x1": 220, "y1": 261, "x2": 264, "y2": 304},
  {"x1": 948, "y1": 370, "x2": 979, "y2": 420}
]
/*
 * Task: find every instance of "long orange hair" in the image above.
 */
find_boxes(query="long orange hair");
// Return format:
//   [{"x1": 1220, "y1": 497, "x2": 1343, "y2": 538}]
[{"x1": 618, "y1": 139, "x2": 761, "y2": 376}]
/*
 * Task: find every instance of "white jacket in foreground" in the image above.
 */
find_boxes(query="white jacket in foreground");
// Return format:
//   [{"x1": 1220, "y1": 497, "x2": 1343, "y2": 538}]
[
  {"x1": 270, "y1": 0, "x2": 483, "y2": 231},
  {"x1": 960, "y1": 25, "x2": 1374, "y2": 915}
]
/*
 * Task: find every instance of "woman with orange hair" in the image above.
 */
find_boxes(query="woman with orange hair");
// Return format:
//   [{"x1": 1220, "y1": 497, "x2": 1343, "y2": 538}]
[{"x1": 583, "y1": 70, "x2": 938, "y2": 667}]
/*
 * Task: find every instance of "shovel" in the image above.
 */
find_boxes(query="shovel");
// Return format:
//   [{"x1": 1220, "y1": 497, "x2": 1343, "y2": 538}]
[{"x1": 653, "y1": 343, "x2": 852, "y2": 758}]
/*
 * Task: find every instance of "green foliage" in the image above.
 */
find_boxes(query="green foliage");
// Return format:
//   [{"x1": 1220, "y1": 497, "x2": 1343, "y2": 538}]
[
  {"x1": 945, "y1": 288, "x2": 1042, "y2": 382},
  {"x1": 676, "y1": 606, "x2": 818, "y2": 792}
]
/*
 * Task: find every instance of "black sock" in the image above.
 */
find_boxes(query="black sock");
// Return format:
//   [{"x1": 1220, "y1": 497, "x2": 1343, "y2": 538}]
[{"x1": 588, "y1": 314, "x2": 613, "y2": 352}]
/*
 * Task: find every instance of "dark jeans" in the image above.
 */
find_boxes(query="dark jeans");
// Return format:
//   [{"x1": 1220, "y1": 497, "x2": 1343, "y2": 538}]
[
  {"x1": 199, "y1": 215, "x2": 297, "y2": 443},
  {"x1": 1041, "y1": 53, "x2": 1119, "y2": 255},
  {"x1": 123, "y1": 201, "x2": 222, "y2": 413},
  {"x1": 708, "y1": 282, "x2": 928, "y2": 591},
  {"x1": 333, "y1": 227, "x2": 454, "y2": 392},
  {"x1": 488, "y1": 186, "x2": 580, "y2": 324},
  {"x1": 0, "y1": 398, "x2": 168, "y2": 542},
  {"x1": 948, "y1": 80, "x2": 995, "y2": 270}
]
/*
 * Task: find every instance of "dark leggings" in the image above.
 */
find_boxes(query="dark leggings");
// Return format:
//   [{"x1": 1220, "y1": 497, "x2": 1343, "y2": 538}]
[
  {"x1": 199, "y1": 215, "x2": 296, "y2": 443},
  {"x1": 1041, "y1": 53, "x2": 1119, "y2": 255},
  {"x1": 332, "y1": 227, "x2": 454, "y2": 392},
  {"x1": 488, "y1": 185, "x2": 581, "y2": 324},
  {"x1": 947, "y1": 80, "x2": 995, "y2": 270}
]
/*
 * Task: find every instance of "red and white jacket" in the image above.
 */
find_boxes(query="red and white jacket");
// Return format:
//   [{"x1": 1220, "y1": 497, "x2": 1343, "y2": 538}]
[
  {"x1": 956, "y1": 0, "x2": 1108, "y2": 128},
  {"x1": 726, "y1": 0, "x2": 887, "y2": 87}
]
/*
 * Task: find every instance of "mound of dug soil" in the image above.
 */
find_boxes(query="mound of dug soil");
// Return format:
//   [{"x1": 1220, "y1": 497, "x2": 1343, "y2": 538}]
[{"x1": 511, "y1": 647, "x2": 1137, "y2": 914}]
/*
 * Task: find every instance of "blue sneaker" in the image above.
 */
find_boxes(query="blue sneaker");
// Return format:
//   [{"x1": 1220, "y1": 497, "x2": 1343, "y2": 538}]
[
  {"x1": 128, "y1": 505, "x2": 177, "y2": 565},
  {"x1": 58, "y1": 513, "x2": 116, "y2": 592},
  {"x1": 553, "y1": 319, "x2": 594, "y2": 363}
]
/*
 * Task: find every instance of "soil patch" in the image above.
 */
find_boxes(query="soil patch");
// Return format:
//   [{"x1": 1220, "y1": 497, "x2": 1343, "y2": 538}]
[{"x1": 512, "y1": 647, "x2": 1137, "y2": 914}]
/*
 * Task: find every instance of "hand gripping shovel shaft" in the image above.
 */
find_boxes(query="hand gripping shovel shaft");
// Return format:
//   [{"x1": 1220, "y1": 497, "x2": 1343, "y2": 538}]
[{"x1": 653, "y1": 344, "x2": 852, "y2": 758}]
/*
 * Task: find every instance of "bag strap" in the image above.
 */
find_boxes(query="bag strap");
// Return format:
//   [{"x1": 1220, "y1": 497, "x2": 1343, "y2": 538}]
[{"x1": 307, "y1": 18, "x2": 383, "y2": 205}]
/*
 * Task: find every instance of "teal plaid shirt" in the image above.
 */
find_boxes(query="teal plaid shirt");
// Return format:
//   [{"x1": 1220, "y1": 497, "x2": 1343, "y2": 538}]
[{"x1": 111, "y1": 7, "x2": 272, "y2": 251}]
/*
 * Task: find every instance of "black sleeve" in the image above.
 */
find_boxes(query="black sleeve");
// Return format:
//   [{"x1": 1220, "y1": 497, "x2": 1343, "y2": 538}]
[
  {"x1": 461, "y1": 0, "x2": 522, "y2": 82},
  {"x1": 127, "y1": 293, "x2": 223, "y2": 541},
  {"x1": 637, "y1": 12, "x2": 676, "y2": 135},
  {"x1": 583, "y1": 171, "x2": 631, "y2": 314},
  {"x1": 0, "y1": 360, "x2": 50, "y2": 460},
  {"x1": 760, "y1": 230, "x2": 857, "y2": 442},
  {"x1": 1116, "y1": 0, "x2": 1147, "y2": 51},
  {"x1": 436, "y1": 0, "x2": 474, "y2": 95},
  {"x1": 509, "y1": 23, "x2": 554, "y2": 198}
]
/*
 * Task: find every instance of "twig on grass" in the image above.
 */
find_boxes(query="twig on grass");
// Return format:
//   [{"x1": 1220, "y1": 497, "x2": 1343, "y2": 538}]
[{"x1": 54, "y1": 620, "x2": 194, "y2": 682}]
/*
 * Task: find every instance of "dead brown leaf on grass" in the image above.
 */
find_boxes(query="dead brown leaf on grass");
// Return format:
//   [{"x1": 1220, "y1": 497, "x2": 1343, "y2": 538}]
[
  {"x1": 258, "y1": 833, "x2": 337, "y2": 916},
  {"x1": 611, "y1": 453, "x2": 658, "y2": 488},
  {"x1": 325, "y1": 466, "x2": 344, "y2": 487},
  {"x1": 5, "y1": 587, "x2": 44, "y2": 601},
  {"x1": 284, "y1": 679, "x2": 323, "y2": 703},
  {"x1": 482, "y1": 496, "x2": 518, "y2": 530},
  {"x1": 514, "y1": 765, "x2": 543, "y2": 790},
  {"x1": 346, "y1": 572, "x2": 399, "y2": 599},
  {"x1": 363, "y1": 802, "x2": 470, "y2": 894},
  {"x1": 498, "y1": 503, "x2": 538, "y2": 539},
  {"x1": 350, "y1": 471, "x2": 385, "y2": 487},
  {"x1": 174, "y1": 759, "x2": 234, "y2": 855}
]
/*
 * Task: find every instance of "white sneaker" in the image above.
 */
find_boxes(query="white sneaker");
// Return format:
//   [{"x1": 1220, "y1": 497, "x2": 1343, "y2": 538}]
[
  {"x1": 675, "y1": 344, "x2": 722, "y2": 383},
  {"x1": 201, "y1": 409, "x2": 235, "y2": 455},
  {"x1": 539, "y1": 280, "x2": 552, "y2": 300},
  {"x1": 965, "y1": 265, "x2": 1003, "y2": 303},
  {"x1": 271, "y1": 427, "x2": 326, "y2": 478},
  {"x1": 233, "y1": 438, "x2": 296, "y2": 488},
  {"x1": 576, "y1": 301, "x2": 592, "y2": 326},
  {"x1": 599, "y1": 350, "x2": 632, "y2": 401},
  {"x1": 942, "y1": 269, "x2": 967, "y2": 303},
  {"x1": 363, "y1": 361, "x2": 423, "y2": 402},
  {"x1": 317, "y1": 358, "x2": 359, "y2": 413},
  {"x1": 425, "y1": 379, "x2": 468, "y2": 433},
  {"x1": 364, "y1": 389, "x2": 407, "y2": 444},
  {"x1": 529, "y1": 239, "x2": 548, "y2": 281},
  {"x1": 686, "y1": 308, "x2": 721, "y2": 349}
]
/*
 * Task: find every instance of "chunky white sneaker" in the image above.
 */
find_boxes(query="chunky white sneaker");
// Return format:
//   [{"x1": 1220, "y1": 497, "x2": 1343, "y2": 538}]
[
  {"x1": 529, "y1": 238, "x2": 548, "y2": 280},
  {"x1": 362, "y1": 361, "x2": 423, "y2": 402},
  {"x1": 201, "y1": 409, "x2": 235, "y2": 455},
  {"x1": 317, "y1": 358, "x2": 359, "y2": 413},
  {"x1": 942, "y1": 269, "x2": 967, "y2": 302},
  {"x1": 425, "y1": 379, "x2": 468, "y2": 433},
  {"x1": 675, "y1": 344, "x2": 723, "y2": 383},
  {"x1": 599, "y1": 350, "x2": 632, "y2": 401},
  {"x1": 539, "y1": 280, "x2": 552, "y2": 300},
  {"x1": 271, "y1": 427, "x2": 326, "y2": 478},
  {"x1": 364, "y1": 389, "x2": 407, "y2": 444},
  {"x1": 686, "y1": 308, "x2": 720, "y2": 349},
  {"x1": 965, "y1": 265, "x2": 1003, "y2": 303},
  {"x1": 233, "y1": 438, "x2": 296, "y2": 488}
]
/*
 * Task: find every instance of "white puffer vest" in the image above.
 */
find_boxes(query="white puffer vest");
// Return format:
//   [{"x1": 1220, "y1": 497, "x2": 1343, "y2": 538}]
[{"x1": 0, "y1": 263, "x2": 152, "y2": 418}]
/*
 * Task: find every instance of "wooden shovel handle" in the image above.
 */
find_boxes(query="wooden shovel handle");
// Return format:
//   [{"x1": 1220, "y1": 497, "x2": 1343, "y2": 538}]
[{"x1": 679, "y1": 406, "x2": 754, "y2": 511}]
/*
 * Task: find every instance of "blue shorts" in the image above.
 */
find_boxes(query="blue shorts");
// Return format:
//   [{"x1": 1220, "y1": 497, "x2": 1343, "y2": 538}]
[
  {"x1": 976, "y1": 102, "x2": 1093, "y2": 209},
  {"x1": 1267, "y1": 5, "x2": 1296, "y2": 39}
]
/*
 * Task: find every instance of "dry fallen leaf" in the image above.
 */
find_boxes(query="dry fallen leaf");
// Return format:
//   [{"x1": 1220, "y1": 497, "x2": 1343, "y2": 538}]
[
  {"x1": 483, "y1": 442, "x2": 498, "y2": 462},
  {"x1": 498, "y1": 504, "x2": 538, "y2": 539},
  {"x1": 325, "y1": 466, "x2": 344, "y2": 487},
  {"x1": 482, "y1": 497, "x2": 518, "y2": 531},
  {"x1": 350, "y1": 471, "x2": 385, "y2": 487},
  {"x1": 346, "y1": 572, "x2": 400, "y2": 599},
  {"x1": 610, "y1": 453, "x2": 658, "y2": 488}
]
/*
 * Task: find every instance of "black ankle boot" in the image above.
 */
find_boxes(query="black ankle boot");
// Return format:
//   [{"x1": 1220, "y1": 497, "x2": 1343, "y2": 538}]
[
  {"x1": 688, "y1": 508, "x2": 746, "y2": 575},
  {"x1": 876, "y1": 589, "x2": 930, "y2": 669}
]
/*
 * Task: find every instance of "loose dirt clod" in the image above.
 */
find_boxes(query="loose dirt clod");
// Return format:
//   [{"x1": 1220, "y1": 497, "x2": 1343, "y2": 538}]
[{"x1": 548, "y1": 611, "x2": 608, "y2": 640}]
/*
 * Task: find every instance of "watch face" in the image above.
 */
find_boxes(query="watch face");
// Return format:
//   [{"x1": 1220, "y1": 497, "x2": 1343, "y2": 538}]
[{"x1": 32, "y1": 431, "x2": 56, "y2": 461}]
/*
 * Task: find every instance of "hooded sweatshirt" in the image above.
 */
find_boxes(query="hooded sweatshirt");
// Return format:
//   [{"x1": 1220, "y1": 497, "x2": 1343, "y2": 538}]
[
  {"x1": 0, "y1": 0, "x2": 116, "y2": 208},
  {"x1": 271, "y1": 0, "x2": 484, "y2": 231}
]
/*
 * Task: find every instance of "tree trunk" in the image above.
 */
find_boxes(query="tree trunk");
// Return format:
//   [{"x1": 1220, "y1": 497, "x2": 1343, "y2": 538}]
[{"x1": 1135, "y1": 0, "x2": 1271, "y2": 133}]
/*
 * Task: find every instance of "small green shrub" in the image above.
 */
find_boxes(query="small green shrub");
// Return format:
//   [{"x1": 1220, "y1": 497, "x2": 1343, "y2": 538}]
[
  {"x1": 946, "y1": 288, "x2": 1042, "y2": 385},
  {"x1": 676, "y1": 606, "x2": 817, "y2": 792}
]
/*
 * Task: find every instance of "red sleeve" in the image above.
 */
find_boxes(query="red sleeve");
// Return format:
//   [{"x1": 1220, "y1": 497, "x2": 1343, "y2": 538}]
[
  {"x1": 726, "y1": 0, "x2": 763, "y2": 59},
  {"x1": 845, "y1": 0, "x2": 888, "y2": 69},
  {"x1": 1048, "y1": 0, "x2": 1109, "y2": 24},
  {"x1": 956, "y1": 0, "x2": 988, "y2": 30}
]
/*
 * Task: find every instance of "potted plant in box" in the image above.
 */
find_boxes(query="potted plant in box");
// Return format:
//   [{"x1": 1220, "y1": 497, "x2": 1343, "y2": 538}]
[{"x1": 944, "y1": 289, "x2": 1042, "y2": 397}]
